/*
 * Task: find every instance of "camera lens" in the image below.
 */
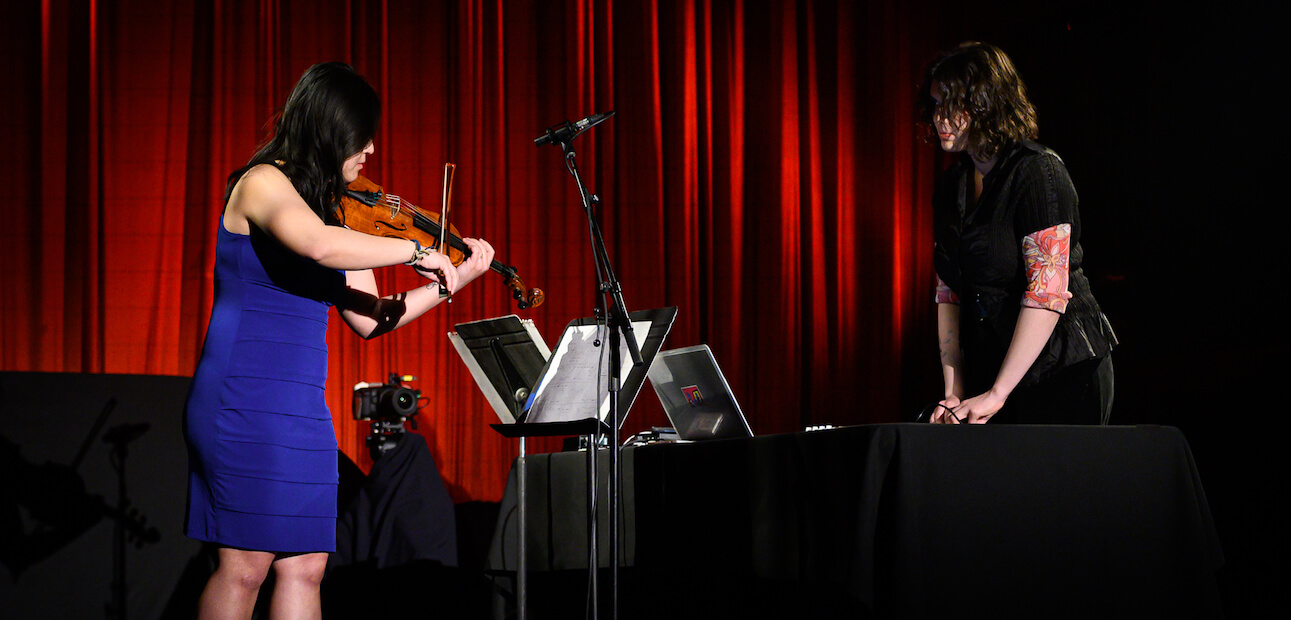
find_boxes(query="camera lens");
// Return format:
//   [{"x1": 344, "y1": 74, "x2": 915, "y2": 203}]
[{"x1": 381, "y1": 386, "x2": 418, "y2": 417}]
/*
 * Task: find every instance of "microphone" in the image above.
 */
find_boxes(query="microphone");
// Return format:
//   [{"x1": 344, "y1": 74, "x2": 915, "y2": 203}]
[{"x1": 534, "y1": 111, "x2": 614, "y2": 146}]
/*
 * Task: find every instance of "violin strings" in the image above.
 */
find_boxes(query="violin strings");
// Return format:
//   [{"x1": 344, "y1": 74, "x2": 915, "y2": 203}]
[
  {"x1": 379, "y1": 191, "x2": 424, "y2": 221},
  {"x1": 378, "y1": 192, "x2": 450, "y2": 240}
]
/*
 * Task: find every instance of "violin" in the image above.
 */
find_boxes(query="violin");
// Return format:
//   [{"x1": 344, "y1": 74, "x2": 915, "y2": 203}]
[{"x1": 336, "y1": 171, "x2": 544, "y2": 309}]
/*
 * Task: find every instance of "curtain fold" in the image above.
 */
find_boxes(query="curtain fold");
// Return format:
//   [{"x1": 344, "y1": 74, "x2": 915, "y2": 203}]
[{"x1": 1, "y1": 0, "x2": 939, "y2": 502}]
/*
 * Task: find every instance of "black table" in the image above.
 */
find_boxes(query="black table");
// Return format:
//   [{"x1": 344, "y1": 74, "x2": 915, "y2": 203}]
[{"x1": 486, "y1": 424, "x2": 1222, "y2": 618}]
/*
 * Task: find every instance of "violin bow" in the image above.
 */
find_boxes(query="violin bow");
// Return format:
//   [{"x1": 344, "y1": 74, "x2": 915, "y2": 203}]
[{"x1": 439, "y1": 162, "x2": 455, "y2": 302}]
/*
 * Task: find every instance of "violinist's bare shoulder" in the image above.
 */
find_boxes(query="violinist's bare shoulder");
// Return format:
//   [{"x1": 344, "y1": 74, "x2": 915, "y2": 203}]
[
  {"x1": 225, "y1": 163, "x2": 315, "y2": 236},
  {"x1": 230, "y1": 163, "x2": 297, "y2": 206}
]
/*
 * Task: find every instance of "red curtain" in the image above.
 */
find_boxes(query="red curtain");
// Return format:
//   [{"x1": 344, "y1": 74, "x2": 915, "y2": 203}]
[{"x1": 1, "y1": 0, "x2": 940, "y2": 503}]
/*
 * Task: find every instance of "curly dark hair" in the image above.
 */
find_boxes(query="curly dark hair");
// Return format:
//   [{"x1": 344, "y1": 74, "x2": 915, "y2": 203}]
[
  {"x1": 918, "y1": 42, "x2": 1038, "y2": 161},
  {"x1": 225, "y1": 62, "x2": 380, "y2": 224}
]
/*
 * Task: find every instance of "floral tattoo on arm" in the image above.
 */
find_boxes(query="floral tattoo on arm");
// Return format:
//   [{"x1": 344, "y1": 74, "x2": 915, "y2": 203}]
[
  {"x1": 935, "y1": 274, "x2": 960, "y2": 305},
  {"x1": 1021, "y1": 223, "x2": 1074, "y2": 313}
]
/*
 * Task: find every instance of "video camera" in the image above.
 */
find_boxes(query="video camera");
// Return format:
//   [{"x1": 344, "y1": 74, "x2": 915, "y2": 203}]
[{"x1": 353, "y1": 374, "x2": 422, "y2": 460}]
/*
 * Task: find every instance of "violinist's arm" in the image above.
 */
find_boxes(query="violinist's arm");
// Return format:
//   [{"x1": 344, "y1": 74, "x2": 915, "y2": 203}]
[
  {"x1": 337, "y1": 238, "x2": 494, "y2": 339},
  {"x1": 230, "y1": 164, "x2": 415, "y2": 270},
  {"x1": 338, "y1": 268, "x2": 450, "y2": 340}
]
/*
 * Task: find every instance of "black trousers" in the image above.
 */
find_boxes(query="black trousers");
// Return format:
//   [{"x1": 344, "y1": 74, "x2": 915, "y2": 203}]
[{"x1": 993, "y1": 355, "x2": 1115, "y2": 425}]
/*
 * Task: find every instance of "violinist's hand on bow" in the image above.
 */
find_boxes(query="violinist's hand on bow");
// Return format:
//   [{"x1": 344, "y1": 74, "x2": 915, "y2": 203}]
[
  {"x1": 457, "y1": 237, "x2": 495, "y2": 289},
  {"x1": 413, "y1": 251, "x2": 460, "y2": 294}
]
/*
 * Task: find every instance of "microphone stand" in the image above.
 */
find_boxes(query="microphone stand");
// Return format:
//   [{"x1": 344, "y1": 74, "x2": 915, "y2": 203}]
[
  {"x1": 557, "y1": 137, "x2": 642, "y2": 620},
  {"x1": 104, "y1": 422, "x2": 148, "y2": 620}
]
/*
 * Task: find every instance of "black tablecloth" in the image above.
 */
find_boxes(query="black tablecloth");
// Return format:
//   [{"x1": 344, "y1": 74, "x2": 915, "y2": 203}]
[
  {"x1": 486, "y1": 424, "x2": 1222, "y2": 617},
  {"x1": 486, "y1": 444, "x2": 638, "y2": 573}
]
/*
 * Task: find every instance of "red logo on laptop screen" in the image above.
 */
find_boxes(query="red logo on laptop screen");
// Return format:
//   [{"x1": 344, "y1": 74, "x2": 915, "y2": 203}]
[{"x1": 681, "y1": 385, "x2": 704, "y2": 406}]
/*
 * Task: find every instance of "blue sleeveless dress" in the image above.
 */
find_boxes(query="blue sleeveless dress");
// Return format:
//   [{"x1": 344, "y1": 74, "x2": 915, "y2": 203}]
[{"x1": 184, "y1": 216, "x2": 346, "y2": 553}]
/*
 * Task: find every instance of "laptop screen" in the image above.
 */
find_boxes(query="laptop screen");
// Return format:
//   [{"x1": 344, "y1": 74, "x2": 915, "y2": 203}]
[{"x1": 646, "y1": 345, "x2": 752, "y2": 440}]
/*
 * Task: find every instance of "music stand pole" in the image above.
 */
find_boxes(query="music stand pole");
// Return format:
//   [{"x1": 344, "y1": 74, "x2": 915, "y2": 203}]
[
  {"x1": 517, "y1": 434, "x2": 527, "y2": 620},
  {"x1": 488, "y1": 338, "x2": 532, "y2": 620},
  {"x1": 587, "y1": 422, "x2": 600, "y2": 620}
]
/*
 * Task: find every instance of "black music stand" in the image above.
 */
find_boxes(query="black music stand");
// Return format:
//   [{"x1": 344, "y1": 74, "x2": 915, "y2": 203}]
[
  {"x1": 517, "y1": 307, "x2": 676, "y2": 431},
  {"x1": 455, "y1": 308, "x2": 675, "y2": 619},
  {"x1": 449, "y1": 315, "x2": 550, "y2": 620}
]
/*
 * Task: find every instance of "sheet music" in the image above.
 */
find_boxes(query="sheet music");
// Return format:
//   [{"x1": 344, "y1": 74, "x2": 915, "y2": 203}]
[{"x1": 526, "y1": 320, "x2": 650, "y2": 423}]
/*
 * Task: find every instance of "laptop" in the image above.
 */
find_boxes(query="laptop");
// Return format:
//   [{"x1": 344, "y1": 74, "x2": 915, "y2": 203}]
[{"x1": 646, "y1": 345, "x2": 753, "y2": 440}]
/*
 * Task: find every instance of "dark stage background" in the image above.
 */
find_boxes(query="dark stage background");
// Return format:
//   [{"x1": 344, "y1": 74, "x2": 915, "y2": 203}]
[{"x1": 0, "y1": 0, "x2": 1278, "y2": 616}]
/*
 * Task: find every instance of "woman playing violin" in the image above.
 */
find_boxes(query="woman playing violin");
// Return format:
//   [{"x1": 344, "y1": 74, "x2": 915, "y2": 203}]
[{"x1": 183, "y1": 62, "x2": 494, "y2": 619}]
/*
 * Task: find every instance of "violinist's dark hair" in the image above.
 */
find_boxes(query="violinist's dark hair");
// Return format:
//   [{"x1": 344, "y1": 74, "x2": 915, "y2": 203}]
[
  {"x1": 225, "y1": 62, "x2": 380, "y2": 224},
  {"x1": 918, "y1": 42, "x2": 1038, "y2": 160}
]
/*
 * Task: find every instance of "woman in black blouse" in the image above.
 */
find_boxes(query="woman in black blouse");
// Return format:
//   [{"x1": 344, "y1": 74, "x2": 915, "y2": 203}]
[{"x1": 921, "y1": 42, "x2": 1117, "y2": 425}]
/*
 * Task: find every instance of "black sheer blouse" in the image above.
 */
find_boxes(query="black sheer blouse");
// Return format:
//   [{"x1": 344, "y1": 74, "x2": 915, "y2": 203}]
[{"x1": 932, "y1": 140, "x2": 1117, "y2": 393}]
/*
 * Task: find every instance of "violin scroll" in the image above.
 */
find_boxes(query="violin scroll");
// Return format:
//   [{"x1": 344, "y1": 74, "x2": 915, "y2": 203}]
[{"x1": 505, "y1": 277, "x2": 545, "y2": 310}]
